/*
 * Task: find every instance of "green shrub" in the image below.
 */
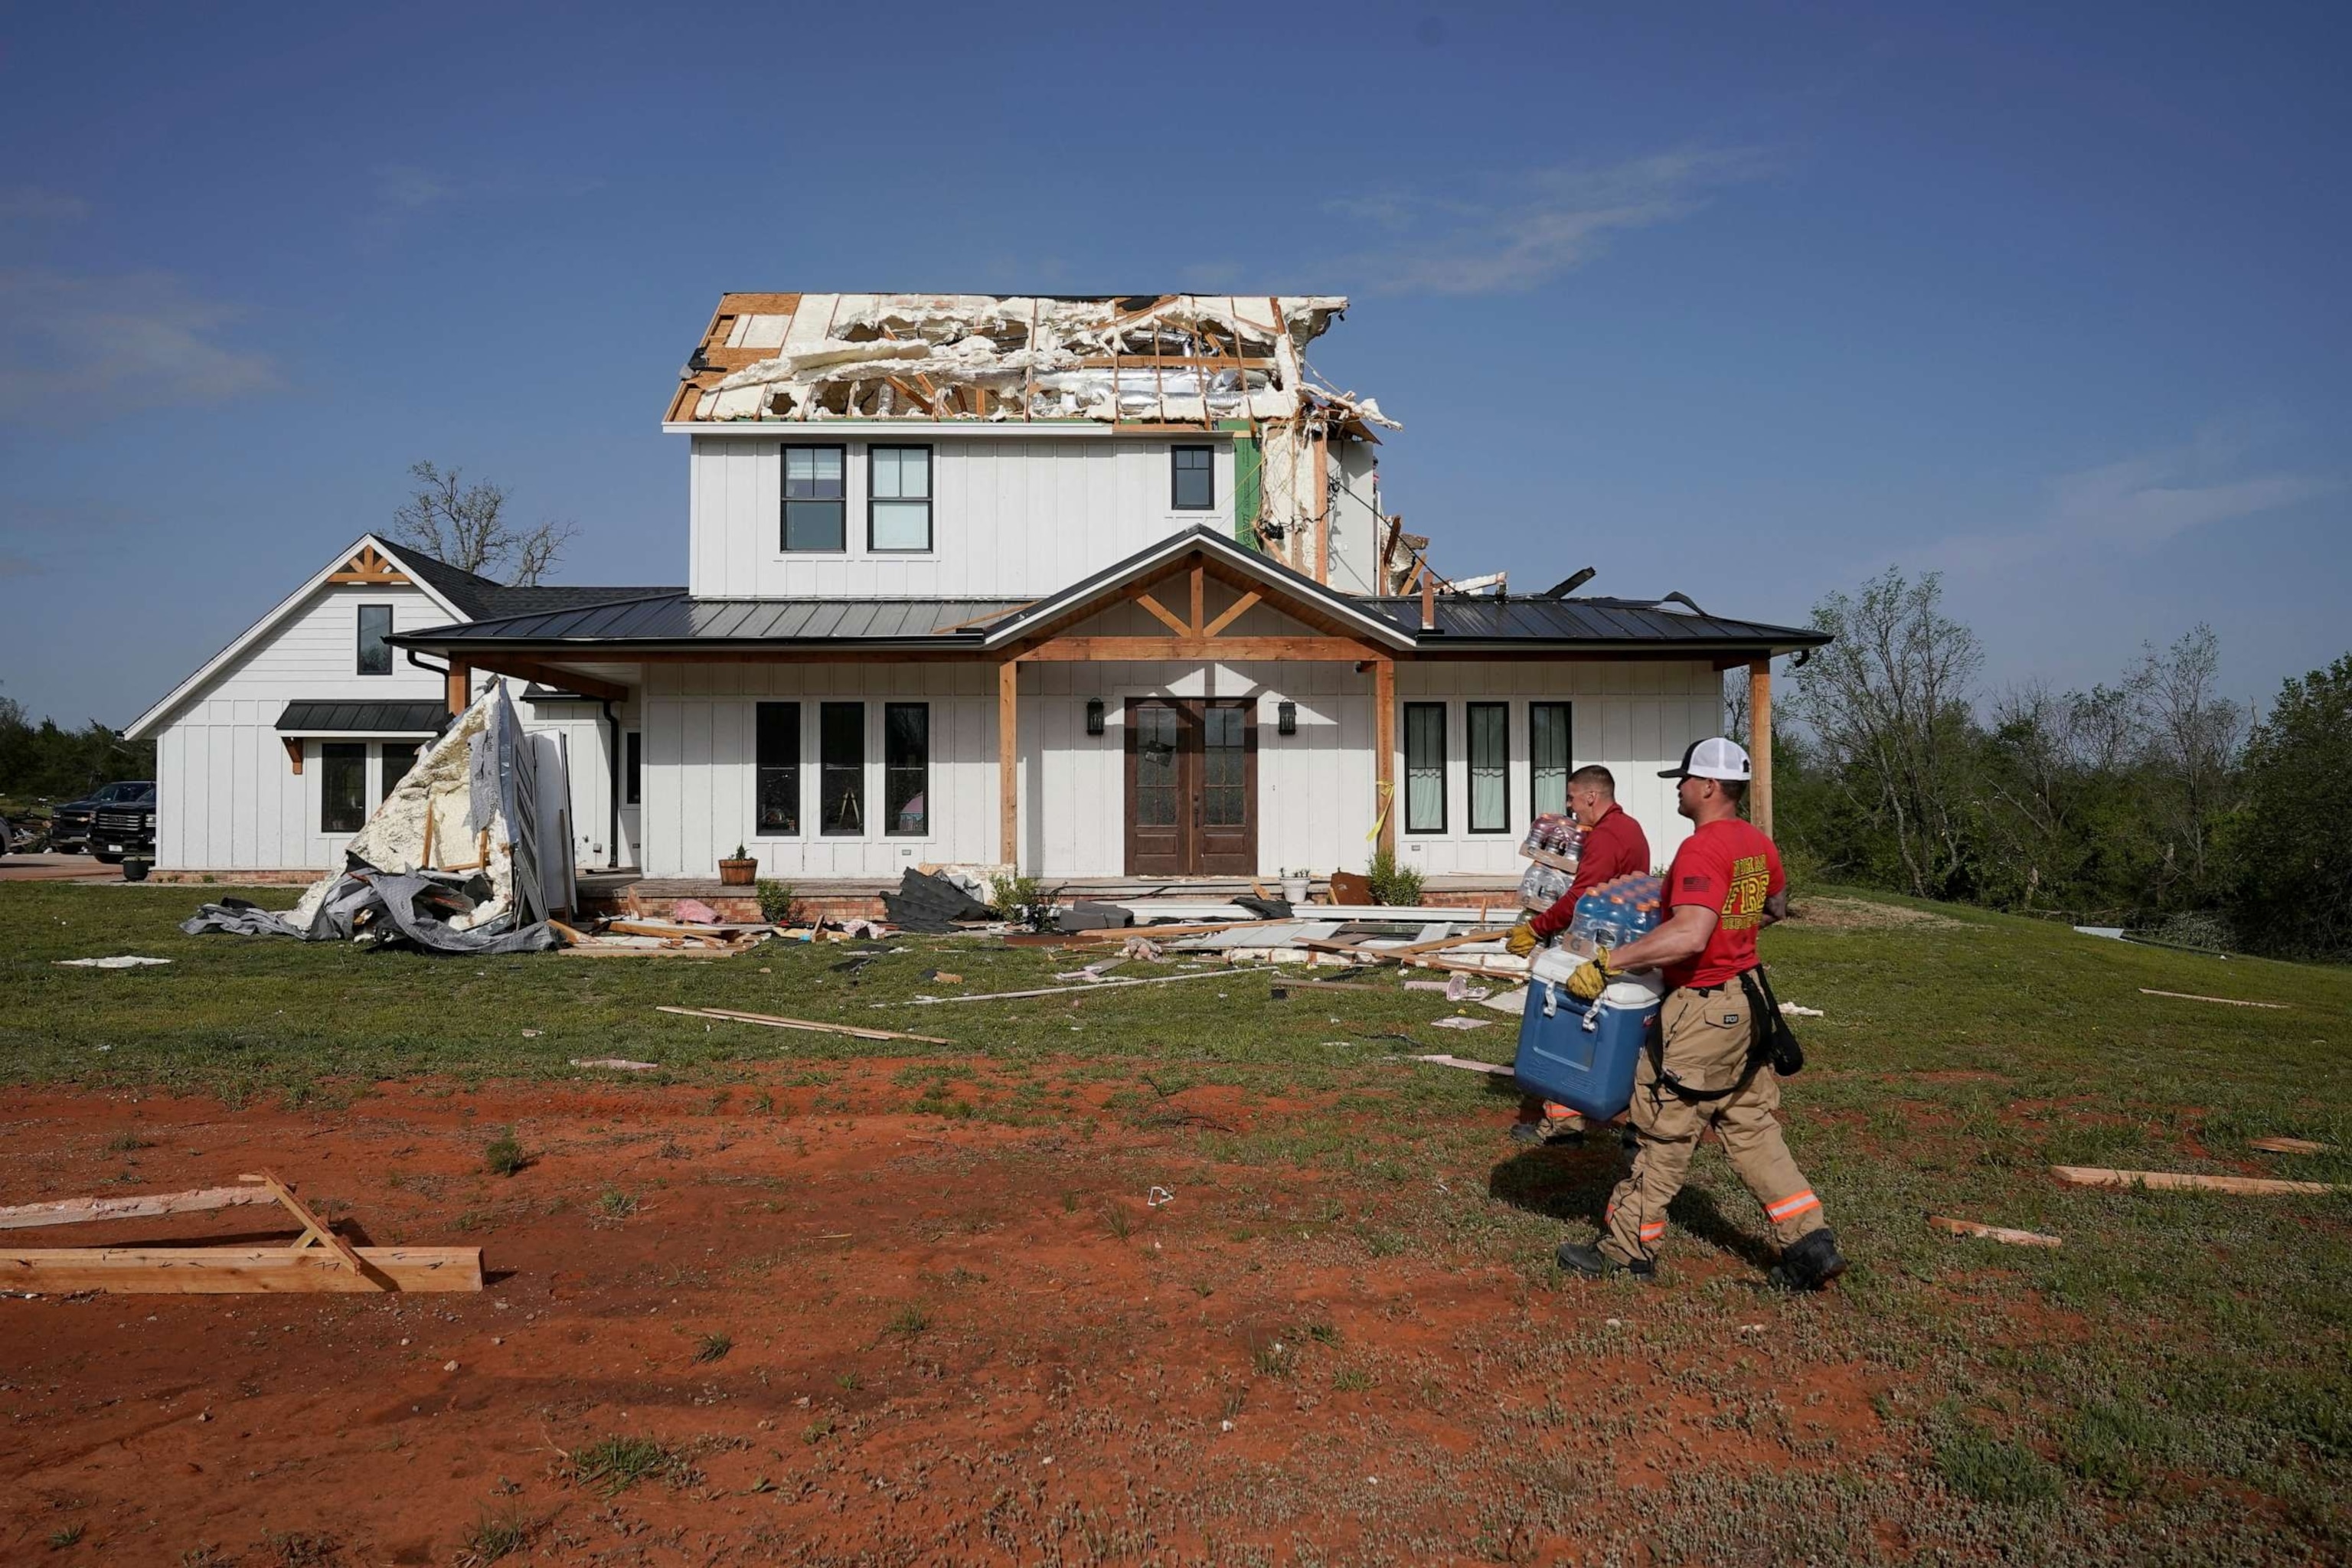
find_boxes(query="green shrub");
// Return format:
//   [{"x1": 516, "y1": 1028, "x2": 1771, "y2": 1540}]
[
  {"x1": 989, "y1": 874, "x2": 1043, "y2": 918},
  {"x1": 754, "y1": 878, "x2": 796, "y2": 925},
  {"x1": 482, "y1": 1128, "x2": 526, "y2": 1178},
  {"x1": 1364, "y1": 847, "x2": 1423, "y2": 907}
]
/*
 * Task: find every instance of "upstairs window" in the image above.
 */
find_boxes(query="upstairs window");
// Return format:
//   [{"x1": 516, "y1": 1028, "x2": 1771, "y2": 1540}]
[
  {"x1": 356, "y1": 605, "x2": 393, "y2": 675},
  {"x1": 869, "y1": 446, "x2": 933, "y2": 552},
  {"x1": 782, "y1": 445, "x2": 847, "y2": 552},
  {"x1": 1171, "y1": 445, "x2": 1214, "y2": 510},
  {"x1": 755, "y1": 704, "x2": 799, "y2": 835}
]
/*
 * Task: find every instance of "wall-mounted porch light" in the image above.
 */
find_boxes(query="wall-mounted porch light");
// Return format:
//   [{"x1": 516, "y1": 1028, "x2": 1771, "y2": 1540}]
[
  {"x1": 1086, "y1": 698, "x2": 1106, "y2": 736},
  {"x1": 1277, "y1": 701, "x2": 1297, "y2": 736}
]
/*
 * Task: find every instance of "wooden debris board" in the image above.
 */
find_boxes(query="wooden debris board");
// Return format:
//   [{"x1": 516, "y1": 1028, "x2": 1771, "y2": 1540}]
[
  {"x1": 1929, "y1": 1214, "x2": 2061, "y2": 1248},
  {"x1": 2051, "y1": 1165, "x2": 2338, "y2": 1197},
  {"x1": 2249, "y1": 1135, "x2": 2330, "y2": 1155}
]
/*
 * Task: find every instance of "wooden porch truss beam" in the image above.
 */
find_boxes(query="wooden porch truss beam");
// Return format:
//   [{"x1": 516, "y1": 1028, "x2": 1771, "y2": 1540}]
[{"x1": 452, "y1": 655, "x2": 626, "y2": 704}]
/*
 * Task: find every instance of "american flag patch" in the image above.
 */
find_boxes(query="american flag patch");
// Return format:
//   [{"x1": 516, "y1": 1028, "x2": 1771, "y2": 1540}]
[{"x1": 1681, "y1": 875, "x2": 1710, "y2": 892}]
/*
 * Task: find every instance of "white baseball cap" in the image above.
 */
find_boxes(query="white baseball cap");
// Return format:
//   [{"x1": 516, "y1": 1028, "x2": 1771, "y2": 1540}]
[{"x1": 1660, "y1": 737, "x2": 1751, "y2": 781}]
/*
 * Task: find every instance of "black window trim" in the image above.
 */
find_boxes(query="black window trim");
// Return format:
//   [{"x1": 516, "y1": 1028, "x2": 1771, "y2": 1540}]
[
  {"x1": 355, "y1": 603, "x2": 394, "y2": 677},
  {"x1": 883, "y1": 701, "x2": 929, "y2": 838},
  {"x1": 818, "y1": 699, "x2": 865, "y2": 838},
  {"x1": 319, "y1": 741, "x2": 368, "y2": 834},
  {"x1": 753, "y1": 701, "x2": 802, "y2": 839},
  {"x1": 1171, "y1": 443, "x2": 1215, "y2": 511},
  {"x1": 1466, "y1": 701, "x2": 1511, "y2": 835},
  {"x1": 867, "y1": 443, "x2": 936, "y2": 554},
  {"x1": 1528, "y1": 700, "x2": 1575, "y2": 820},
  {"x1": 1403, "y1": 701, "x2": 1447, "y2": 835},
  {"x1": 779, "y1": 442, "x2": 850, "y2": 555}
]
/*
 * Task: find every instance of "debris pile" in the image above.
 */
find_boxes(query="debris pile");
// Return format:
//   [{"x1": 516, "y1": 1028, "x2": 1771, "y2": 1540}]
[{"x1": 181, "y1": 685, "x2": 558, "y2": 955}]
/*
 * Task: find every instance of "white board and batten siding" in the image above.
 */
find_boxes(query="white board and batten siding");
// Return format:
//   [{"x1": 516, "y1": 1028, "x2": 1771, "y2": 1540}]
[
  {"x1": 642, "y1": 653, "x2": 1723, "y2": 882},
  {"x1": 152, "y1": 583, "x2": 446, "y2": 871},
  {"x1": 688, "y1": 434, "x2": 1236, "y2": 600},
  {"x1": 1392, "y1": 660, "x2": 1723, "y2": 877}
]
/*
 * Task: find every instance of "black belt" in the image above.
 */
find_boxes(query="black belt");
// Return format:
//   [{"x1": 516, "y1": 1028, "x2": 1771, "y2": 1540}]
[{"x1": 1680, "y1": 979, "x2": 1740, "y2": 997}]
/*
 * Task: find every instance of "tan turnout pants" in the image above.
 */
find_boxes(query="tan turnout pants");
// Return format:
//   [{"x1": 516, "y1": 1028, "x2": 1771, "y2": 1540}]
[{"x1": 1599, "y1": 982, "x2": 1827, "y2": 1266}]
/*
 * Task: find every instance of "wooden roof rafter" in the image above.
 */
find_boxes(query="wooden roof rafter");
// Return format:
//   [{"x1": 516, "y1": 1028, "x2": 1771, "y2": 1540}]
[{"x1": 328, "y1": 543, "x2": 411, "y2": 586}]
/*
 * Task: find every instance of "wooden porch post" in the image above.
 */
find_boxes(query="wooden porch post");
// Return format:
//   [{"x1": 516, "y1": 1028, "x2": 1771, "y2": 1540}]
[
  {"x1": 446, "y1": 658, "x2": 471, "y2": 717},
  {"x1": 1373, "y1": 656, "x2": 1396, "y2": 856},
  {"x1": 1749, "y1": 658, "x2": 1773, "y2": 836},
  {"x1": 998, "y1": 660, "x2": 1019, "y2": 868}
]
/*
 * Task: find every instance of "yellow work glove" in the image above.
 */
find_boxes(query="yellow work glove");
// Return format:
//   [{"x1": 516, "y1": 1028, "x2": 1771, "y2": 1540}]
[
  {"x1": 1566, "y1": 948, "x2": 1615, "y2": 1002},
  {"x1": 1506, "y1": 922, "x2": 1539, "y2": 958}
]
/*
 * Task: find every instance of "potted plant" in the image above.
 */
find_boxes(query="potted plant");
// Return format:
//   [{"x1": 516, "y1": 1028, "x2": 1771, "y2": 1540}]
[
  {"x1": 121, "y1": 855, "x2": 152, "y2": 884},
  {"x1": 718, "y1": 844, "x2": 759, "y2": 887}
]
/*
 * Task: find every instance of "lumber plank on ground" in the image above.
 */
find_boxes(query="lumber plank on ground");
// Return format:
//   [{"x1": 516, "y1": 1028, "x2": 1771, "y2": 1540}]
[
  {"x1": 1929, "y1": 1214, "x2": 2061, "y2": 1248},
  {"x1": 2138, "y1": 988, "x2": 2287, "y2": 1009},
  {"x1": 655, "y1": 1005, "x2": 949, "y2": 1046},
  {"x1": 0, "y1": 1246, "x2": 484, "y2": 1294},
  {"x1": 2249, "y1": 1135, "x2": 2331, "y2": 1155},
  {"x1": 2050, "y1": 1165, "x2": 2339, "y2": 1196},
  {"x1": 1391, "y1": 928, "x2": 1516, "y2": 956},
  {"x1": 242, "y1": 1171, "x2": 366, "y2": 1273},
  {"x1": 899, "y1": 967, "x2": 1272, "y2": 1005},
  {"x1": 0, "y1": 1185, "x2": 276, "y2": 1232}
]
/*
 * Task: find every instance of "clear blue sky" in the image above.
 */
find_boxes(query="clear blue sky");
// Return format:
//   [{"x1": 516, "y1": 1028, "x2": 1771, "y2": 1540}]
[{"x1": 4, "y1": 2, "x2": 2346, "y2": 728}]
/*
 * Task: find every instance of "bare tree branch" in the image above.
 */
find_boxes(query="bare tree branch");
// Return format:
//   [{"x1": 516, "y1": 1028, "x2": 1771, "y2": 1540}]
[{"x1": 388, "y1": 460, "x2": 575, "y2": 585}]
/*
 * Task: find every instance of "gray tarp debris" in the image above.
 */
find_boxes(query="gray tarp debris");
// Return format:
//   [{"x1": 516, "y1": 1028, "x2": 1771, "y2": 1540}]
[{"x1": 181, "y1": 684, "x2": 557, "y2": 954}]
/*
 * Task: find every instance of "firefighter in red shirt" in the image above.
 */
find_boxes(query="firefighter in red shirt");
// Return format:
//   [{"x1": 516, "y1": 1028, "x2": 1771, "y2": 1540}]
[
  {"x1": 1504, "y1": 766, "x2": 1651, "y2": 1145},
  {"x1": 1552, "y1": 738, "x2": 1847, "y2": 1291}
]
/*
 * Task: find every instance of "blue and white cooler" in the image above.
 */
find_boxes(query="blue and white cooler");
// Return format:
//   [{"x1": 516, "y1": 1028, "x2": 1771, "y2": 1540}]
[{"x1": 1512, "y1": 948, "x2": 1667, "y2": 1123}]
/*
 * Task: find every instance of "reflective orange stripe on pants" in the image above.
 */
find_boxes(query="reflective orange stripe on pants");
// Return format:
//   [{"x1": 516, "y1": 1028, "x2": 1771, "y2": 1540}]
[{"x1": 1765, "y1": 1190, "x2": 1820, "y2": 1223}]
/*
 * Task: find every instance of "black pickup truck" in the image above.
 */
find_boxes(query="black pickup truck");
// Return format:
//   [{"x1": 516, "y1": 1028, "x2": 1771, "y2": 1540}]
[
  {"x1": 51, "y1": 779, "x2": 153, "y2": 854},
  {"x1": 90, "y1": 784, "x2": 158, "y2": 864}
]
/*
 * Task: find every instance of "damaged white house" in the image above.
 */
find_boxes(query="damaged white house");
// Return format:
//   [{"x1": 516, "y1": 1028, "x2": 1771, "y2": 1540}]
[{"x1": 127, "y1": 292, "x2": 1824, "y2": 886}]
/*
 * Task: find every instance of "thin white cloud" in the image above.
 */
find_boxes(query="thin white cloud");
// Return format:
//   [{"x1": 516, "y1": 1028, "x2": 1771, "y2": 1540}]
[
  {"x1": 368, "y1": 163, "x2": 454, "y2": 229},
  {"x1": 0, "y1": 187, "x2": 89, "y2": 226},
  {"x1": 0, "y1": 268, "x2": 279, "y2": 420},
  {"x1": 1329, "y1": 149, "x2": 1766, "y2": 296},
  {"x1": 1921, "y1": 432, "x2": 2333, "y2": 575}
]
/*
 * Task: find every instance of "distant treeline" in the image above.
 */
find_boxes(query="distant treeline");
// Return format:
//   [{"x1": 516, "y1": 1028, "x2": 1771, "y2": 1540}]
[
  {"x1": 0, "y1": 695, "x2": 155, "y2": 808},
  {"x1": 1746, "y1": 570, "x2": 2350, "y2": 963}
]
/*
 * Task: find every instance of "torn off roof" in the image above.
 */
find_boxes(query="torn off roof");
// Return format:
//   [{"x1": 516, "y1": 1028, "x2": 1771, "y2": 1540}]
[{"x1": 668, "y1": 292, "x2": 1395, "y2": 430}]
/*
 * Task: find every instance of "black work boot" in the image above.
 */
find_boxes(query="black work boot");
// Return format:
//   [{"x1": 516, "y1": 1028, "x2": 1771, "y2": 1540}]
[
  {"x1": 1768, "y1": 1228, "x2": 1848, "y2": 1292},
  {"x1": 1556, "y1": 1240, "x2": 1655, "y2": 1280},
  {"x1": 1510, "y1": 1120, "x2": 1585, "y2": 1148}
]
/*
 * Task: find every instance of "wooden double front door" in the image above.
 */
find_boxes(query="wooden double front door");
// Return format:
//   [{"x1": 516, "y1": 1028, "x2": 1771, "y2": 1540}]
[{"x1": 1123, "y1": 697, "x2": 1256, "y2": 877}]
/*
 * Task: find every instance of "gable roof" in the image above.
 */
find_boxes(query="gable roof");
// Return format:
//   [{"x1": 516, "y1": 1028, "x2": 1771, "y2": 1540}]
[
  {"x1": 973, "y1": 527, "x2": 1418, "y2": 651},
  {"x1": 123, "y1": 534, "x2": 678, "y2": 739}
]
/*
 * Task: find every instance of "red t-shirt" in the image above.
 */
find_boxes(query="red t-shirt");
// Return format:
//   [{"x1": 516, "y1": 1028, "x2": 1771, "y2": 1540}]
[
  {"x1": 1660, "y1": 817, "x2": 1785, "y2": 990},
  {"x1": 1529, "y1": 804, "x2": 1652, "y2": 939}
]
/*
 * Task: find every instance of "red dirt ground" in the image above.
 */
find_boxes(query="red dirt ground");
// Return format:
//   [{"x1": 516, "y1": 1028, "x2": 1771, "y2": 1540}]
[{"x1": 2, "y1": 1070, "x2": 1889, "y2": 1565}]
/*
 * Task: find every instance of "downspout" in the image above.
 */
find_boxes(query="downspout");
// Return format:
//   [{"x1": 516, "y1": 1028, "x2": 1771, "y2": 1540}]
[{"x1": 598, "y1": 698, "x2": 623, "y2": 871}]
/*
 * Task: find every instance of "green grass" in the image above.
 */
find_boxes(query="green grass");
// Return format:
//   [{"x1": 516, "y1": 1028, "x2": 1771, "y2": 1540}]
[
  {"x1": 561, "y1": 1434, "x2": 697, "y2": 1496},
  {"x1": 2, "y1": 881, "x2": 2348, "y2": 1557}
]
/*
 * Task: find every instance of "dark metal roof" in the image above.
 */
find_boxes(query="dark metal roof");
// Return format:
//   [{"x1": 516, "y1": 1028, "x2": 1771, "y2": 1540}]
[
  {"x1": 276, "y1": 701, "x2": 450, "y2": 734},
  {"x1": 396, "y1": 594, "x2": 1031, "y2": 649},
  {"x1": 397, "y1": 549, "x2": 681, "y2": 621},
  {"x1": 1349, "y1": 596, "x2": 1830, "y2": 652}
]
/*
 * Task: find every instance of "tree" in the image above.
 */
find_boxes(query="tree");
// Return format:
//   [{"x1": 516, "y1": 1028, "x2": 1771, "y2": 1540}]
[
  {"x1": 1786, "y1": 569, "x2": 1983, "y2": 900},
  {"x1": 2226, "y1": 655, "x2": 2352, "y2": 961},
  {"x1": 388, "y1": 461, "x2": 575, "y2": 585},
  {"x1": 2127, "y1": 625, "x2": 2246, "y2": 905}
]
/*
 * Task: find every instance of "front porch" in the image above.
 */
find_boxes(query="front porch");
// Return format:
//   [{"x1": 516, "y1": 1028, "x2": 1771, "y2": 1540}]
[{"x1": 583, "y1": 871, "x2": 1537, "y2": 923}]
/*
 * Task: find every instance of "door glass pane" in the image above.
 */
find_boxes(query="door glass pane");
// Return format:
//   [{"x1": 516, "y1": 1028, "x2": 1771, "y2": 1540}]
[
  {"x1": 1468, "y1": 702, "x2": 1508, "y2": 832},
  {"x1": 1530, "y1": 702, "x2": 1571, "y2": 818},
  {"x1": 1203, "y1": 704, "x2": 1246, "y2": 826},
  {"x1": 379, "y1": 743, "x2": 419, "y2": 806},
  {"x1": 1404, "y1": 704, "x2": 1446, "y2": 833},
  {"x1": 1135, "y1": 705, "x2": 1178, "y2": 827},
  {"x1": 820, "y1": 702, "x2": 864, "y2": 835},
  {"x1": 756, "y1": 703, "x2": 799, "y2": 835},
  {"x1": 321, "y1": 743, "x2": 368, "y2": 833},
  {"x1": 884, "y1": 703, "x2": 927, "y2": 835}
]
